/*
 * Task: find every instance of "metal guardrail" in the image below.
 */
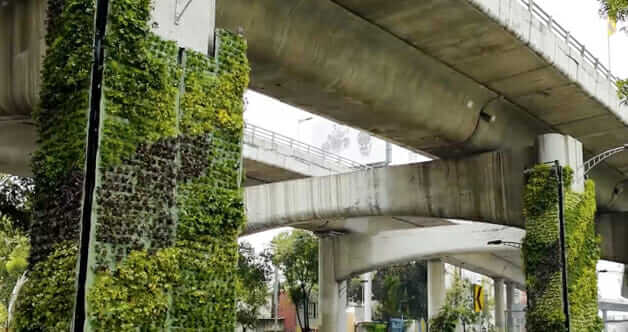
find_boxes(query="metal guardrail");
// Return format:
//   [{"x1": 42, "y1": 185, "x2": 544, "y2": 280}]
[
  {"x1": 243, "y1": 122, "x2": 368, "y2": 170},
  {"x1": 517, "y1": 0, "x2": 620, "y2": 87}
]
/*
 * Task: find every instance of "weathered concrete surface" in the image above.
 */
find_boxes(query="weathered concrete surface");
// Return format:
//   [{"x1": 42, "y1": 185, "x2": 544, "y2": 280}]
[
  {"x1": 151, "y1": 0, "x2": 215, "y2": 53},
  {"x1": 332, "y1": 223, "x2": 525, "y2": 285},
  {"x1": 597, "y1": 213, "x2": 628, "y2": 264},
  {"x1": 319, "y1": 237, "x2": 347, "y2": 332},
  {"x1": 4, "y1": 0, "x2": 628, "y2": 213},
  {"x1": 0, "y1": 0, "x2": 45, "y2": 117},
  {"x1": 216, "y1": 0, "x2": 628, "y2": 159},
  {"x1": 215, "y1": 0, "x2": 628, "y2": 211},
  {"x1": 244, "y1": 151, "x2": 628, "y2": 264},
  {"x1": 244, "y1": 150, "x2": 532, "y2": 234},
  {"x1": 0, "y1": 117, "x2": 35, "y2": 176}
]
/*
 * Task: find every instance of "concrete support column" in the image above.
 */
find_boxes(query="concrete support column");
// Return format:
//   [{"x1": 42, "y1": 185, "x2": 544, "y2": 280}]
[
  {"x1": 602, "y1": 310, "x2": 608, "y2": 332},
  {"x1": 536, "y1": 133, "x2": 584, "y2": 192},
  {"x1": 622, "y1": 266, "x2": 628, "y2": 298},
  {"x1": 506, "y1": 282, "x2": 515, "y2": 332},
  {"x1": 361, "y1": 272, "x2": 373, "y2": 322},
  {"x1": 494, "y1": 278, "x2": 506, "y2": 332},
  {"x1": 428, "y1": 259, "x2": 446, "y2": 319},
  {"x1": 319, "y1": 237, "x2": 347, "y2": 332}
]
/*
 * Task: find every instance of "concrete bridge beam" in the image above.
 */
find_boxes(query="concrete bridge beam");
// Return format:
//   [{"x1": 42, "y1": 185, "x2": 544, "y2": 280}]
[
  {"x1": 245, "y1": 150, "x2": 531, "y2": 234},
  {"x1": 245, "y1": 148, "x2": 628, "y2": 264}
]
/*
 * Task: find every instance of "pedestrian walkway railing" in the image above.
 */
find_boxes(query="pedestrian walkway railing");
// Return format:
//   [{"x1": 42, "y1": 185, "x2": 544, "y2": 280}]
[
  {"x1": 243, "y1": 122, "x2": 368, "y2": 171},
  {"x1": 517, "y1": 0, "x2": 620, "y2": 86}
]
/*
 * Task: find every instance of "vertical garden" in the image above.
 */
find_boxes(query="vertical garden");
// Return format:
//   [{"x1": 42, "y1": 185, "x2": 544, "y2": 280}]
[
  {"x1": 522, "y1": 165, "x2": 603, "y2": 332},
  {"x1": 13, "y1": 0, "x2": 249, "y2": 330}
]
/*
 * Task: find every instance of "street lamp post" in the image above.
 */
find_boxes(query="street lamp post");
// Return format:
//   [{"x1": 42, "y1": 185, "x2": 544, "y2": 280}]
[{"x1": 555, "y1": 161, "x2": 571, "y2": 332}]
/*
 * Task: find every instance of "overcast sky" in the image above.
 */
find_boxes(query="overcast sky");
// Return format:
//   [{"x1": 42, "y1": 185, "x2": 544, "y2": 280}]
[{"x1": 240, "y1": 0, "x2": 627, "y2": 301}]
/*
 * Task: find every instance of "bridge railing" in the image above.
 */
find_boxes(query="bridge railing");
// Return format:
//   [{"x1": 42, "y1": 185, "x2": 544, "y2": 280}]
[
  {"x1": 518, "y1": 0, "x2": 620, "y2": 86},
  {"x1": 243, "y1": 122, "x2": 368, "y2": 171}
]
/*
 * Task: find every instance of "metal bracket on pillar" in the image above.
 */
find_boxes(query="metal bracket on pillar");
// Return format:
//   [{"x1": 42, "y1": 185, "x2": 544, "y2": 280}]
[
  {"x1": 174, "y1": 0, "x2": 193, "y2": 25},
  {"x1": 582, "y1": 145, "x2": 628, "y2": 176}
]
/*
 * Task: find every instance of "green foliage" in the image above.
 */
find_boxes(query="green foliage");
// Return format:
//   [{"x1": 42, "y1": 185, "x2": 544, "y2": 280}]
[
  {"x1": 236, "y1": 242, "x2": 272, "y2": 329},
  {"x1": 0, "y1": 175, "x2": 33, "y2": 232},
  {"x1": 363, "y1": 323, "x2": 387, "y2": 332},
  {"x1": 24, "y1": 0, "x2": 249, "y2": 329},
  {"x1": 33, "y1": 0, "x2": 93, "y2": 189},
  {"x1": 600, "y1": 0, "x2": 628, "y2": 20},
  {"x1": 271, "y1": 230, "x2": 319, "y2": 332},
  {"x1": 0, "y1": 217, "x2": 30, "y2": 327},
  {"x1": 522, "y1": 165, "x2": 603, "y2": 332},
  {"x1": 372, "y1": 261, "x2": 428, "y2": 321},
  {"x1": 618, "y1": 80, "x2": 628, "y2": 104},
  {"x1": 599, "y1": 0, "x2": 628, "y2": 103},
  {"x1": 100, "y1": 0, "x2": 181, "y2": 167},
  {"x1": 13, "y1": 242, "x2": 77, "y2": 331},
  {"x1": 87, "y1": 248, "x2": 180, "y2": 331},
  {"x1": 429, "y1": 274, "x2": 495, "y2": 332},
  {"x1": 0, "y1": 304, "x2": 6, "y2": 328},
  {"x1": 0, "y1": 176, "x2": 32, "y2": 312}
]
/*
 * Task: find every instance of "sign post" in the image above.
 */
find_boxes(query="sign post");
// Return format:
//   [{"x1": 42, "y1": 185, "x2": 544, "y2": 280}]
[{"x1": 473, "y1": 284, "x2": 485, "y2": 313}]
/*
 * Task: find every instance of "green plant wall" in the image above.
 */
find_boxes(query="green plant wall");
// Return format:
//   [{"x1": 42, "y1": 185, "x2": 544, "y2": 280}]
[
  {"x1": 14, "y1": 0, "x2": 249, "y2": 330},
  {"x1": 522, "y1": 165, "x2": 603, "y2": 332}
]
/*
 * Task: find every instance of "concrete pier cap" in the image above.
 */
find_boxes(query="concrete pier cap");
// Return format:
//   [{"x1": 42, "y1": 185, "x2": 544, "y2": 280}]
[{"x1": 536, "y1": 133, "x2": 584, "y2": 193}]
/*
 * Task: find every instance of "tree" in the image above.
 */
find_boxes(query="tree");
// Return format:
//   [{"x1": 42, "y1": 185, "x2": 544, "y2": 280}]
[
  {"x1": 270, "y1": 230, "x2": 318, "y2": 332},
  {"x1": 0, "y1": 175, "x2": 33, "y2": 232},
  {"x1": 372, "y1": 261, "x2": 428, "y2": 322},
  {"x1": 429, "y1": 274, "x2": 495, "y2": 332},
  {"x1": 600, "y1": 0, "x2": 628, "y2": 103},
  {"x1": 236, "y1": 241, "x2": 272, "y2": 331},
  {"x1": 347, "y1": 277, "x2": 364, "y2": 304},
  {"x1": 0, "y1": 175, "x2": 32, "y2": 328},
  {"x1": 600, "y1": 0, "x2": 628, "y2": 20}
]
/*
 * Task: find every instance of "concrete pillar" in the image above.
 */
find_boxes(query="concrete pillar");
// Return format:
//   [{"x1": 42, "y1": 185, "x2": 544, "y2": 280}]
[
  {"x1": 319, "y1": 237, "x2": 347, "y2": 332},
  {"x1": 602, "y1": 310, "x2": 608, "y2": 332},
  {"x1": 536, "y1": 133, "x2": 584, "y2": 192},
  {"x1": 494, "y1": 278, "x2": 506, "y2": 332},
  {"x1": 506, "y1": 282, "x2": 515, "y2": 332},
  {"x1": 622, "y1": 266, "x2": 628, "y2": 298},
  {"x1": 361, "y1": 272, "x2": 373, "y2": 322},
  {"x1": 428, "y1": 259, "x2": 446, "y2": 319}
]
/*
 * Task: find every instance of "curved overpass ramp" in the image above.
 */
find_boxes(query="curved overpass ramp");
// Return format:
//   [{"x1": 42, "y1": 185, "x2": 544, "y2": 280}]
[
  {"x1": 330, "y1": 223, "x2": 525, "y2": 285},
  {"x1": 245, "y1": 150, "x2": 628, "y2": 264}
]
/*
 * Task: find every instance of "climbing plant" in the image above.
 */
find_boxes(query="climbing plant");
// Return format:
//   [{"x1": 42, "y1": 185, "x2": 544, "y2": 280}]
[
  {"x1": 14, "y1": 0, "x2": 249, "y2": 330},
  {"x1": 522, "y1": 165, "x2": 603, "y2": 332}
]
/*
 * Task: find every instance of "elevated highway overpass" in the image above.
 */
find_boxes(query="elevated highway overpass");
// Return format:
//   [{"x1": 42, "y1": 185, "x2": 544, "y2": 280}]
[
  {"x1": 244, "y1": 149, "x2": 628, "y2": 265},
  {"x1": 3, "y1": 0, "x2": 628, "y2": 213},
  {"x1": 3, "y1": 1, "x2": 627, "y2": 330},
  {"x1": 242, "y1": 122, "x2": 363, "y2": 185}
]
